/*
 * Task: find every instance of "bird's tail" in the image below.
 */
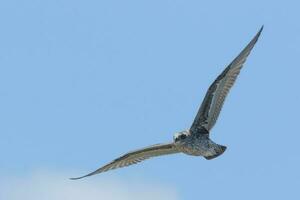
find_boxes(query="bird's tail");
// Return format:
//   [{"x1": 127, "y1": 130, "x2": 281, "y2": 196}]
[{"x1": 204, "y1": 144, "x2": 227, "y2": 160}]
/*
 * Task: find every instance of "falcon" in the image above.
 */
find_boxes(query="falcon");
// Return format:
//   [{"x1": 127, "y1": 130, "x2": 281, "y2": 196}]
[{"x1": 71, "y1": 26, "x2": 263, "y2": 180}]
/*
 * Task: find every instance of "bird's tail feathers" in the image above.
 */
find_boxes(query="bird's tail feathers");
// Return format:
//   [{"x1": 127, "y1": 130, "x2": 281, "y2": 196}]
[{"x1": 204, "y1": 144, "x2": 227, "y2": 160}]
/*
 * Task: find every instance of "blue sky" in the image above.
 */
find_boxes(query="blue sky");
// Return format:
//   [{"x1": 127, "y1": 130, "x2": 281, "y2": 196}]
[{"x1": 1, "y1": 0, "x2": 300, "y2": 199}]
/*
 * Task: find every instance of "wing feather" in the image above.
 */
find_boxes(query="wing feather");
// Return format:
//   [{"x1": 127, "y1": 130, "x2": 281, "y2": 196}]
[
  {"x1": 70, "y1": 143, "x2": 179, "y2": 180},
  {"x1": 191, "y1": 26, "x2": 263, "y2": 133}
]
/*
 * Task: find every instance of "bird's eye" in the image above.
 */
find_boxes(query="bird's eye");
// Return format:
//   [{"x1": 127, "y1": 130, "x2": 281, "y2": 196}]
[
  {"x1": 174, "y1": 134, "x2": 187, "y2": 142},
  {"x1": 180, "y1": 134, "x2": 186, "y2": 140}
]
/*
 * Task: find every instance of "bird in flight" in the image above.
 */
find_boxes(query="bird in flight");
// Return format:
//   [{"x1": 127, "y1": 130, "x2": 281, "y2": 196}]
[{"x1": 71, "y1": 26, "x2": 263, "y2": 180}]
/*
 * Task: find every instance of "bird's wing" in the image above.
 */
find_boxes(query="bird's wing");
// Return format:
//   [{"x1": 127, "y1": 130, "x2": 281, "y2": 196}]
[
  {"x1": 70, "y1": 143, "x2": 179, "y2": 180},
  {"x1": 190, "y1": 26, "x2": 263, "y2": 133}
]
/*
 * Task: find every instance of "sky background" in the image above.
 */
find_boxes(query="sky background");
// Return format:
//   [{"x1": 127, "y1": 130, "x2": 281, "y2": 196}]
[{"x1": 1, "y1": 1, "x2": 300, "y2": 200}]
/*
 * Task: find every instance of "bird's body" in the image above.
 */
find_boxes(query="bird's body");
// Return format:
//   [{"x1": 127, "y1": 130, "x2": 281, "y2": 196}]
[
  {"x1": 173, "y1": 129, "x2": 226, "y2": 159},
  {"x1": 71, "y1": 26, "x2": 263, "y2": 180}
]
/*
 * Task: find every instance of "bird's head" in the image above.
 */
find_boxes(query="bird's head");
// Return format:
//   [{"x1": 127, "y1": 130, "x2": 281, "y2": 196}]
[{"x1": 173, "y1": 131, "x2": 188, "y2": 144}]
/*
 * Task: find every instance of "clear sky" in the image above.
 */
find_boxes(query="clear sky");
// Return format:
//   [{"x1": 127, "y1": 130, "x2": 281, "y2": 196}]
[{"x1": 1, "y1": 1, "x2": 299, "y2": 200}]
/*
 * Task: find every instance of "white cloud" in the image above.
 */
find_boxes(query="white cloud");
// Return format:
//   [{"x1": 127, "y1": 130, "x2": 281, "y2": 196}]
[{"x1": 0, "y1": 170, "x2": 179, "y2": 200}]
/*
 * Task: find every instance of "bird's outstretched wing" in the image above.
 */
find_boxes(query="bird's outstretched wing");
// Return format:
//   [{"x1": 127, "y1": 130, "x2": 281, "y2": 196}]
[
  {"x1": 190, "y1": 26, "x2": 263, "y2": 133},
  {"x1": 70, "y1": 143, "x2": 179, "y2": 180}
]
